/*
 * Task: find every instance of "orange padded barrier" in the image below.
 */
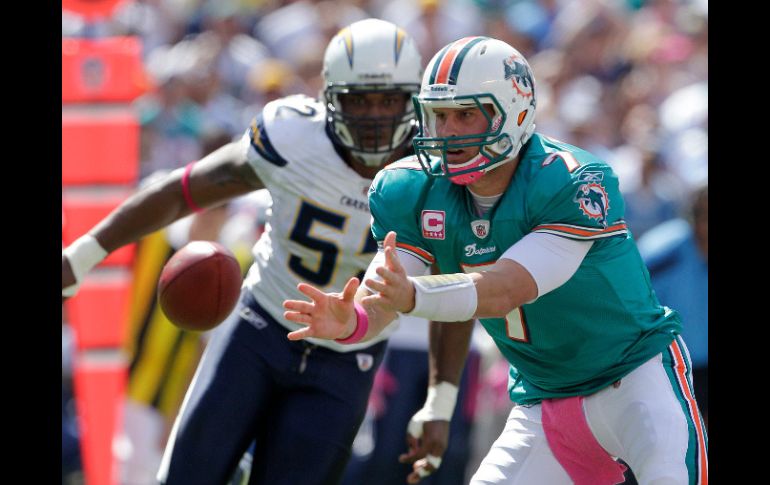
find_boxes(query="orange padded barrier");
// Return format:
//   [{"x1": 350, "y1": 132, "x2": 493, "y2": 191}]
[
  {"x1": 63, "y1": 0, "x2": 128, "y2": 19},
  {"x1": 63, "y1": 33, "x2": 142, "y2": 485},
  {"x1": 62, "y1": 36, "x2": 149, "y2": 103},
  {"x1": 73, "y1": 358, "x2": 127, "y2": 485},
  {"x1": 65, "y1": 274, "x2": 132, "y2": 350},
  {"x1": 62, "y1": 110, "x2": 139, "y2": 186},
  {"x1": 62, "y1": 192, "x2": 136, "y2": 267}
]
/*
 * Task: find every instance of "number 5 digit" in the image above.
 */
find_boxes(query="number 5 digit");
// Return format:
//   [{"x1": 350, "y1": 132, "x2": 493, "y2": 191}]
[{"x1": 288, "y1": 201, "x2": 379, "y2": 287}]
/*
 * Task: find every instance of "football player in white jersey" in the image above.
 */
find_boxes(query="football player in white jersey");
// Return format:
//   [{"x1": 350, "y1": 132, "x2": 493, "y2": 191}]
[{"x1": 62, "y1": 19, "x2": 423, "y2": 485}]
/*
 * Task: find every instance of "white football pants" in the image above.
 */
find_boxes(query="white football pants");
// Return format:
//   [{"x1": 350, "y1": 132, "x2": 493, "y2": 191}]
[{"x1": 470, "y1": 337, "x2": 708, "y2": 485}]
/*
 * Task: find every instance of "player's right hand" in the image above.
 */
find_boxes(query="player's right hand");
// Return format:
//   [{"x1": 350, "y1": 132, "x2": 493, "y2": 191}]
[
  {"x1": 361, "y1": 231, "x2": 416, "y2": 313},
  {"x1": 398, "y1": 419, "x2": 450, "y2": 484},
  {"x1": 283, "y1": 276, "x2": 360, "y2": 341}
]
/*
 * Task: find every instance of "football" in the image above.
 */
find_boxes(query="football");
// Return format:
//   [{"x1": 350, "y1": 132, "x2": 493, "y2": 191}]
[{"x1": 158, "y1": 241, "x2": 242, "y2": 332}]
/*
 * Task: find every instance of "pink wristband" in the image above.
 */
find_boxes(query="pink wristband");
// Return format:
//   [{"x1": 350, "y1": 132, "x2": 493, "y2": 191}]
[
  {"x1": 182, "y1": 161, "x2": 204, "y2": 213},
  {"x1": 335, "y1": 302, "x2": 369, "y2": 344}
]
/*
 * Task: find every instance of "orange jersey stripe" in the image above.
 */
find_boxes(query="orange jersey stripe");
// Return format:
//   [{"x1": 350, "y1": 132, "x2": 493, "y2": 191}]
[
  {"x1": 435, "y1": 37, "x2": 475, "y2": 84},
  {"x1": 671, "y1": 340, "x2": 708, "y2": 484},
  {"x1": 461, "y1": 261, "x2": 494, "y2": 269},
  {"x1": 533, "y1": 222, "x2": 627, "y2": 237},
  {"x1": 396, "y1": 242, "x2": 434, "y2": 263}
]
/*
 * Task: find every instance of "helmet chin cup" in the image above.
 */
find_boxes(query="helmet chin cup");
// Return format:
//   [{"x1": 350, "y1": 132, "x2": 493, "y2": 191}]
[
  {"x1": 353, "y1": 150, "x2": 390, "y2": 167},
  {"x1": 448, "y1": 153, "x2": 489, "y2": 185}
]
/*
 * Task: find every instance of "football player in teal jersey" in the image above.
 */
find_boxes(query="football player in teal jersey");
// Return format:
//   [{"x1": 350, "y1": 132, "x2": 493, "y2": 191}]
[{"x1": 284, "y1": 37, "x2": 708, "y2": 484}]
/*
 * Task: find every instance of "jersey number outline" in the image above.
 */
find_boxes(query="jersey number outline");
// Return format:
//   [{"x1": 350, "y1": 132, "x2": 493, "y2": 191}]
[
  {"x1": 461, "y1": 262, "x2": 530, "y2": 343},
  {"x1": 288, "y1": 200, "x2": 376, "y2": 286},
  {"x1": 541, "y1": 151, "x2": 580, "y2": 173},
  {"x1": 275, "y1": 96, "x2": 318, "y2": 118}
]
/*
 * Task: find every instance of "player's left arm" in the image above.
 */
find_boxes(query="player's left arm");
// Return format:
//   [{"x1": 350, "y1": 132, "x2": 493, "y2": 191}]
[
  {"x1": 361, "y1": 233, "x2": 537, "y2": 318},
  {"x1": 364, "y1": 231, "x2": 593, "y2": 320},
  {"x1": 367, "y1": 159, "x2": 627, "y2": 320},
  {"x1": 282, "y1": 230, "x2": 591, "y2": 341}
]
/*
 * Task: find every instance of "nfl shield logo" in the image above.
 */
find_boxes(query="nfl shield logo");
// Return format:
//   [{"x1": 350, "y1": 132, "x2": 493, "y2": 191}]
[
  {"x1": 356, "y1": 353, "x2": 374, "y2": 372},
  {"x1": 471, "y1": 220, "x2": 490, "y2": 239}
]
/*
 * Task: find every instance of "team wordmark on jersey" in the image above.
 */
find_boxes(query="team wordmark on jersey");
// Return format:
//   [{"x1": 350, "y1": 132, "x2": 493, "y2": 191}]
[
  {"x1": 471, "y1": 219, "x2": 490, "y2": 239},
  {"x1": 574, "y1": 182, "x2": 610, "y2": 227},
  {"x1": 422, "y1": 210, "x2": 445, "y2": 239},
  {"x1": 339, "y1": 195, "x2": 369, "y2": 212},
  {"x1": 465, "y1": 243, "x2": 497, "y2": 257}
]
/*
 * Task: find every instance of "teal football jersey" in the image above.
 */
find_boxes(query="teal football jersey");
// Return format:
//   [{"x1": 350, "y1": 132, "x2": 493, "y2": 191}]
[{"x1": 369, "y1": 134, "x2": 682, "y2": 405}]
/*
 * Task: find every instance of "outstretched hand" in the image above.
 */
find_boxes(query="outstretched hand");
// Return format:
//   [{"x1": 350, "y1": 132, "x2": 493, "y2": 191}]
[
  {"x1": 283, "y1": 276, "x2": 360, "y2": 341},
  {"x1": 361, "y1": 231, "x2": 416, "y2": 314}
]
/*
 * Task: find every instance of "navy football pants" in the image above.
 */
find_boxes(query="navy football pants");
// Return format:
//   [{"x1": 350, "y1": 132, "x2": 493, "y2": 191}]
[
  {"x1": 158, "y1": 289, "x2": 386, "y2": 485},
  {"x1": 340, "y1": 348, "x2": 479, "y2": 485}
]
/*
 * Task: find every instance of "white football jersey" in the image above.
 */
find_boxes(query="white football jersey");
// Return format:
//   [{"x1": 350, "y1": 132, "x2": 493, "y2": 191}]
[{"x1": 237, "y1": 94, "x2": 399, "y2": 351}]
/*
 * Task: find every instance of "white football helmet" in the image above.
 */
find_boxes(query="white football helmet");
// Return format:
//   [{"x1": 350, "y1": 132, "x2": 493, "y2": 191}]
[
  {"x1": 412, "y1": 37, "x2": 537, "y2": 185},
  {"x1": 323, "y1": 18, "x2": 423, "y2": 167}
]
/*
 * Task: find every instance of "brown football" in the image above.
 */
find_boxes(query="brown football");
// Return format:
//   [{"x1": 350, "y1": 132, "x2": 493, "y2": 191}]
[{"x1": 158, "y1": 241, "x2": 242, "y2": 332}]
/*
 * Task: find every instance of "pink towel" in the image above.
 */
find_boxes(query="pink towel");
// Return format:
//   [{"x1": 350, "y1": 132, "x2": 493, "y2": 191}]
[{"x1": 541, "y1": 396, "x2": 627, "y2": 485}]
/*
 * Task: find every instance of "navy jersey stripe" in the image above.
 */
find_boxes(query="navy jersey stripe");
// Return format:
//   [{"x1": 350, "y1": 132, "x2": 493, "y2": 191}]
[{"x1": 428, "y1": 44, "x2": 451, "y2": 85}]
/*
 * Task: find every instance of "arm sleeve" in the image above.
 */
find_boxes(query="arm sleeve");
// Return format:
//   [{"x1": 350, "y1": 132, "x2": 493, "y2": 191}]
[
  {"x1": 500, "y1": 232, "x2": 593, "y2": 299},
  {"x1": 361, "y1": 249, "x2": 430, "y2": 293},
  {"x1": 244, "y1": 96, "x2": 319, "y2": 177},
  {"x1": 243, "y1": 112, "x2": 288, "y2": 173},
  {"x1": 366, "y1": 249, "x2": 430, "y2": 279},
  {"x1": 232, "y1": 115, "x2": 274, "y2": 186}
]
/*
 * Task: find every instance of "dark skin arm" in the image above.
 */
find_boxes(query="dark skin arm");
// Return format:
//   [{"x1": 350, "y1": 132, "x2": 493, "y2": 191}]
[
  {"x1": 62, "y1": 141, "x2": 263, "y2": 290},
  {"x1": 399, "y1": 263, "x2": 474, "y2": 483}
]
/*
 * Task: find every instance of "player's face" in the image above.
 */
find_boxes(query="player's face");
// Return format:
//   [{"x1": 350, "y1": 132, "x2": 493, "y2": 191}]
[
  {"x1": 433, "y1": 104, "x2": 496, "y2": 164},
  {"x1": 338, "y1": 91, "x2": 410, "y2": 150}
]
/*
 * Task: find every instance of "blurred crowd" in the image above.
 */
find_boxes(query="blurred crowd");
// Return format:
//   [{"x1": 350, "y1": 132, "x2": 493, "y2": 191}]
[
  {"x1": 62, "y1": 0, "x2": 707, "y2": 211},
  {"x1": 62, "y1": 1, "x2": 707, "y2": 484}
]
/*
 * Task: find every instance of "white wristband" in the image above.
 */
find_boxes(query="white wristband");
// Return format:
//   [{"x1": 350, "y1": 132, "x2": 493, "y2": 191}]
[
  {"x1": 405, "y1": 273, "x2": 477, "y2": 321},
  {"x1": 62, "y1": 234, "x2": 108, "y2": 297},
  {"x1": 407, "y1": 382, "x2": 459, "y2": 438}
]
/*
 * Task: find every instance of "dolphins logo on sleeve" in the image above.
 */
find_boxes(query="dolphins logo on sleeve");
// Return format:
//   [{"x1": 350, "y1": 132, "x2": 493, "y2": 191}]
[{"x1": 574, "y1": 183, "x2": 610, "y2": 228}]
